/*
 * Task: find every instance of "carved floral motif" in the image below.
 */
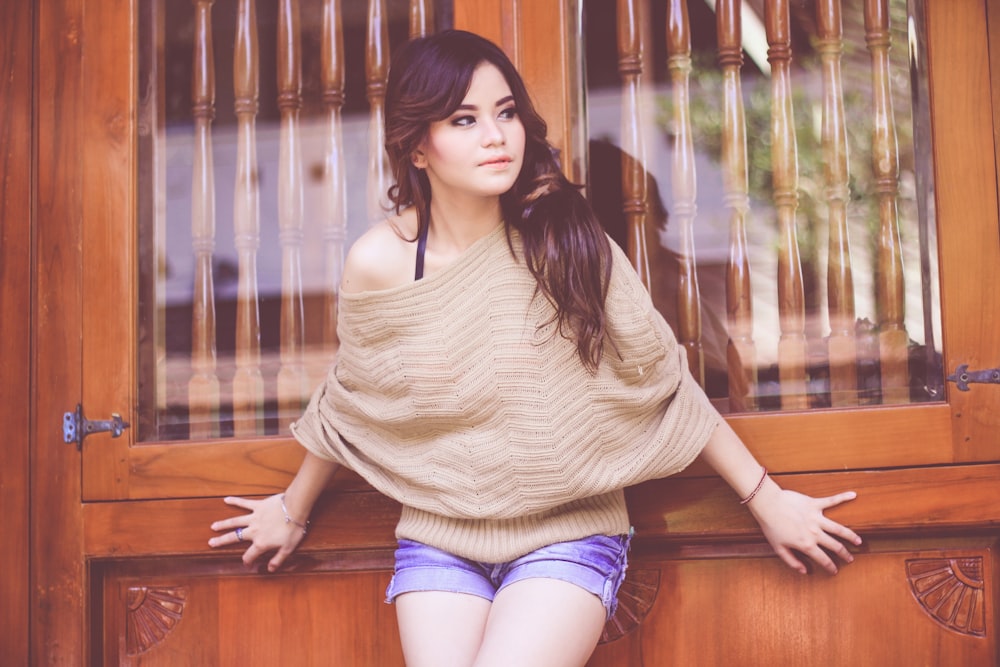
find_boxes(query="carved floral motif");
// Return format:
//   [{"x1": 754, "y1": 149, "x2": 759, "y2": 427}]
[
  {"x1": 906, "y1": 558, "x2": 986, "y2": 638},
  {"x1": 125, "y1": 586, "x2": 188, "y2": 656},
  {"x1": 600, "y1": 569, "x2": 660, "y2": 644}
]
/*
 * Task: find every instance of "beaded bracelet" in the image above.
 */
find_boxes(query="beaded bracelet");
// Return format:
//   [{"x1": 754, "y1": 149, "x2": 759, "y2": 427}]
[
  {"x1": 739, "y1": 467, "x2": 768, "y2": 505},
  {"x1": 280, "y1": 494, "x2": 311, "y2": 534}
]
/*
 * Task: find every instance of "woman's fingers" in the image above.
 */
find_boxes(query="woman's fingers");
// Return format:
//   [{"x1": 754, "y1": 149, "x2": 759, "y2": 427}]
[
  {"x1": 817, "y1": 532, "x2": 855, "y2": 564},
  {"x1": 208, "y1": 494, "x2": 305, "y2": 573},
  {"x1": 821, "y1": 516, "x2": 863, "y2": 546},
  {"x1": 267, "y1": 545, "x2": 295, "y2": 573},
  {"x1": 816, "y1": 490, "x2": 858, "y2": 510},
  {"x1": 208, "y1": 497, "x2": 256, "y2": 535},
  {"x1": 774, "y1": 546, "x2": 808, "y2": 575},
  {"x1": 209, "y1": 516, "x2": 245, "y2": 533},
  {"x1": 223, "y1": 495, "x2": 258, "y2": 511},
  {"x1": 803, "y1": 545, "x2": 840, "y2": 575},
  {"x1": 208, "y1": 523, "x2": 246, "y2": 548},
  {"x1": 242, "y1": 542, "x2": 267, "y2": 567},
  {"x1": 814, "y1": 491, "x2": 863, "y2": 547},
  {"x1": 760, "y1": 488, "x2": 864, "y2": 575},
  {"x1": 208, "y1": 496, "x2": 255, "y2": 546}
]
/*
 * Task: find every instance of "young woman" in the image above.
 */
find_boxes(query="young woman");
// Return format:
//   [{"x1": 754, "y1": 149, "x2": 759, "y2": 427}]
[{"x1": 210, "y1": 29, "x2": 861, "y2": 667}]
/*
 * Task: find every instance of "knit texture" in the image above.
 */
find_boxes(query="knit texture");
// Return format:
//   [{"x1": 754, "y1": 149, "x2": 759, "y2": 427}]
[{"x1": 291, "y1": 224, "x2": 722, "y2": 561}]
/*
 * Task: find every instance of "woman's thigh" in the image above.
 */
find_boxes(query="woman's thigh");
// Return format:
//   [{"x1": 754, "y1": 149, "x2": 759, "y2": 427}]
[
  {"x1": 395, "y1": 591, "x2": 492, "y2": 667},
  {"x1": 388, "y1": 534, "x2": 629, "y2": 665},
  {"x1": 473, "y1": 577, "x2": 607, "y2": 667}
]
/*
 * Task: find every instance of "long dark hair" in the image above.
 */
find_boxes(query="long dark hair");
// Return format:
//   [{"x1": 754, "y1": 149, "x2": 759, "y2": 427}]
[{"x1": 384, "y1": 29, "x2": 613, "y2": 371}]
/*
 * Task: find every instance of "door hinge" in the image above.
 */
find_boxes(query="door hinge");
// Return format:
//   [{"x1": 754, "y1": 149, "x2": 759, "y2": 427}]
[
  {"x1": 946, "y1": 364, "x2": 1000, "y2": 392},
  {"x1": 63, "y1": 403, "x2": 130, "y2": 451}
]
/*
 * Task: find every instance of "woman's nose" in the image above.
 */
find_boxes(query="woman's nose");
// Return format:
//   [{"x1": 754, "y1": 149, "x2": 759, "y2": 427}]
[{"x1": 481, "y1": 119, "x2": 505, "y2": 146}]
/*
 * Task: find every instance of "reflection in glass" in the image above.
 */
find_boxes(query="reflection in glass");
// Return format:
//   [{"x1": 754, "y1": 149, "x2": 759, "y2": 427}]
[
  {"x1": 137, "y1": 0, "x2": 451, "y2": 442},
  {"x1": 583, "y1": 0, "x2": 941, "y2": 413}
]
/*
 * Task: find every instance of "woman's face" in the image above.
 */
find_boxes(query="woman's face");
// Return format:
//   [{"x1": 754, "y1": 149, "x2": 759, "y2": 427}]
[{"x1": 413, "y1": 62, "x2": 526, "y2": 203}]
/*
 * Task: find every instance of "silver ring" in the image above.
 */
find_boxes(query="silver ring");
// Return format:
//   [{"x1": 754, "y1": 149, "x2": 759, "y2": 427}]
[{"x1": 235, "y1": 527, "x2": 244, "y2": 542}]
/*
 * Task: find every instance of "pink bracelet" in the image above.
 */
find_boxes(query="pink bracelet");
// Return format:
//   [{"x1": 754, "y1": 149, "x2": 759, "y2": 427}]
[{"x1": 739, "y1": 467, "x2": 768, "y2": 505}]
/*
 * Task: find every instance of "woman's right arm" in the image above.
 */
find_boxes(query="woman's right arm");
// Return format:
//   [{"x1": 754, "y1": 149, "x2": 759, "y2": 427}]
[
  {"x1": 209, "y1": 451, "x2": 340, "y2": 572},
  {"x1": 209, "y1": 216, "x2": 410, "y2": 567}
]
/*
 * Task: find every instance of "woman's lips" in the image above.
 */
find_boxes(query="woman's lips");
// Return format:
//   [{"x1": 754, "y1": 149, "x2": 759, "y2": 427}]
[{"x1": 480, "y1": 156, "x2": 512, "y2": 168}]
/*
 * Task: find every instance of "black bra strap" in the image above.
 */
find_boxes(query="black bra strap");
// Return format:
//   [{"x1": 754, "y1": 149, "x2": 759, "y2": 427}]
[{"x1": 414, "y1": 221, "x2": 429, "y2": 281}]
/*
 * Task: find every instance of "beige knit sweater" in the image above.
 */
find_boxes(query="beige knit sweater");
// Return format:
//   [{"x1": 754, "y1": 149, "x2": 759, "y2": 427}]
[{"x1": 291, "y1": 224, "x2": 722, "y2": 562}]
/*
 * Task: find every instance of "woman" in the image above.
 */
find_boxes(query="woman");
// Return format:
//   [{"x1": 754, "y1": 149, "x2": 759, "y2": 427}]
[{"x1": 210, "y1": 29, "x2": 861, "y2": 667}]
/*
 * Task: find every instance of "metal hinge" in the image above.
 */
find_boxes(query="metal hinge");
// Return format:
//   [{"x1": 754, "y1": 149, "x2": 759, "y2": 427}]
[
  {"x1": 946, "y1": 364, "x2": 1000, "y2": 392},
  {"x1": 63, "y1": 403, "x2": 130, "y2": 451}
]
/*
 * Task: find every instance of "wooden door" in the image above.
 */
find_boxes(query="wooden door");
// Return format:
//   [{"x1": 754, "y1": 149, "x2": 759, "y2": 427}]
[
  {"x1": 2, "y1": 0, "x2": 33, "y2": 663},
  {"x1": 463, "y1": 0, "x2": 1000, "y2": 664},
  {"x1": 35, "y1": 0, "x2": 433, "y2": 664},
  {"x1": 30, "y1": 0, "x2": 1000, "y2": 665}
]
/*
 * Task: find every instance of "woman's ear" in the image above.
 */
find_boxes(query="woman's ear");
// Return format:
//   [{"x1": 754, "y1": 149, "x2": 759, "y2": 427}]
[{"x1": 411, "y1": 148, "x2": 427, "y2": 169}]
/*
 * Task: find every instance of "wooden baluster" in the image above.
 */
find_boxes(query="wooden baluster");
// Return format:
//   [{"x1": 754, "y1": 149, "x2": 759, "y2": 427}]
[
  {"x1": 765, "y1": 0, "x2": 807, "y2": 410},
  {"x1": 666, "y1": 0, "x2": 703, "y2": 385},
  {"x1": 616, "y1": 0, "x2": 650, "y2": 287},
  {"x1": 232, "y1": 0, "x2": 265, "y2": 436},
  {"x1": 276, "y1": 0, "x2": 308, "y2": 428},
  {"x1": 865, "y1": 0, "x2": 909, "y2": 403},
  {"x1": 818, "y1": 0, "x2": 858, "y2": 407},
  {"x1": 716, "y1": 0, "x2": 757, "y2": 411},
  {"x1": 410, "y1": 0, "x2": 433, "y2": 38},
  {"x1": 189, "y1": 0, "x2": 221, "y2": 438},
  {"x1": 321, "y1": 0, "x2": 346, "y2": 353},
  {"x1": 366, "y1": 0, "x2": 391, "y2": 223}
]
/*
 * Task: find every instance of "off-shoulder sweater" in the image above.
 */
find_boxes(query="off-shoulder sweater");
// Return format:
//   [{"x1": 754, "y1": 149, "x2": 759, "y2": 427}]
[{"x1": 291, "y1": 224, "x2": 722, "y2": 562}]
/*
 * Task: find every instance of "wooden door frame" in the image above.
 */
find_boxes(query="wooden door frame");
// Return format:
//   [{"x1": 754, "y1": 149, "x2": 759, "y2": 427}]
[
  {"x1": 32, "y1": 0, "x2": 88, "y2": 662},
  {"x1": 0, "y1": 0, "x2": 33, "y2": 663}
]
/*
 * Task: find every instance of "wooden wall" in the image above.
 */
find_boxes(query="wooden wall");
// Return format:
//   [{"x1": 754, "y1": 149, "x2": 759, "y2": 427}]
[{"x1": 0, "y1": 0, "x2": 33, "y2": 663}]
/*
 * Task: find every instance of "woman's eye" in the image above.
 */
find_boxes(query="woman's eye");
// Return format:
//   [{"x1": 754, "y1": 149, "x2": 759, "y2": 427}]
[
  {"x1": 498, "y1": 107, "x2": 517, "y2": 120},
  {"x1": 451, "y1": 115, "x2": 475, "y2": 127}
]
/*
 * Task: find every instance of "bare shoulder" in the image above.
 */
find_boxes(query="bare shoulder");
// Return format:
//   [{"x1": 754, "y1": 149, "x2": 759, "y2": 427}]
[{"x1": 341, "y1": 211, "x2": 417, "y2": 294}]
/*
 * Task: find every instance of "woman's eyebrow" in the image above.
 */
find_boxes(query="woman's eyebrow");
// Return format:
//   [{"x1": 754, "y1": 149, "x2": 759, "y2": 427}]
[{"x1": 454, "y1": 95, "x2": 516, "y2": 112}]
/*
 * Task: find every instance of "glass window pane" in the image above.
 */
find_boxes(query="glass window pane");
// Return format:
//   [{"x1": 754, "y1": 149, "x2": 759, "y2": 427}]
[
  {"x1": 583, "y1": 0, "x2": 941, "y2": 413},
  {"x1": 137, "y1": 0, "x2": 453, "y2": 442}
]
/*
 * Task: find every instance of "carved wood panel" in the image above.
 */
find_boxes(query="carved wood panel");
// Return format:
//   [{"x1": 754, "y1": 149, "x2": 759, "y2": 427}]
[
  {"x1": 588, "y1": 541, "x2": 996, "y2": 666},
  {"x1": 102, "y1": 565, "x2": 404, "y2": 666},
  {"x1": 92, "y1": 539, "x2": 995, "y2": 665}
]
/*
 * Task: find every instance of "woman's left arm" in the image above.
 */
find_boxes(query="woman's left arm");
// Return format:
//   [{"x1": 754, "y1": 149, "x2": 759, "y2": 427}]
[{"x1": 697, "y1": 420, "x2": 862, "y2": 575}]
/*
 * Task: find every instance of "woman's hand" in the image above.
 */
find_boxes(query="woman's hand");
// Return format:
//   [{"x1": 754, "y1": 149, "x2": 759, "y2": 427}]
[
  {"x1": 209, "y1": 494, "x2": 308, "y2": 572},
  {"x1": 746, "y1": 478, "x2": 862, "y2": 575}
]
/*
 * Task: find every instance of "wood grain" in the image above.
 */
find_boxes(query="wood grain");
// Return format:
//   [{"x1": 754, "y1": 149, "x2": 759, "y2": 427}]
[
  {"x1": 34, "y1": 0, "x2": 87, "y2": 662},
  {"x1": 0, "y1": 0, "x2": 32, "y2": 662},
  {"x1": 928, "y1": 0, "x2": 1000, "y2": 462},
  {"x1": 82, "y1": 463, "x2": 1000, "y2": 559}
]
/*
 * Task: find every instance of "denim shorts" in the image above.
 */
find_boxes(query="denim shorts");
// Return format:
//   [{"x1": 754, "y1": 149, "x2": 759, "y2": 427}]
[{"x1": 384, "y1": 533, "x2": 632, "y2": 621}]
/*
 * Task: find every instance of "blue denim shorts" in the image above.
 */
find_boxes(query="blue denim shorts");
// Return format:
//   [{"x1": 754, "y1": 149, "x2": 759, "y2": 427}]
[{"x1": 384, "y1": 533, "x2": 632, "y2": 621}]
